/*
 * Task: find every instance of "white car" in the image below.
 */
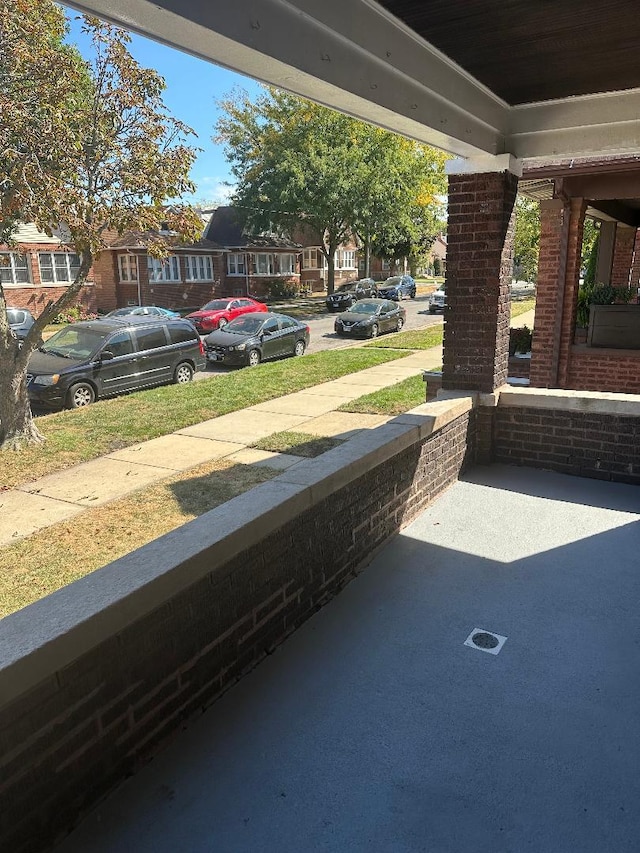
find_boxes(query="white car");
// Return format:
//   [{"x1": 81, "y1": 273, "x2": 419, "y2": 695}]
[{"x1": 428, "y1": 288, "x2": 447, "y2": 314}]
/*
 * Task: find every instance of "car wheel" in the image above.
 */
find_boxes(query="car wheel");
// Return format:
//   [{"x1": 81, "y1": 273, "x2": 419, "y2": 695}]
[
  {"x1": 396, "y1": 316, "x2": 404, "y2": 331},
  {"x1": 218, "y1": 317, "x2": 228, "y2": 329},
  {"x1": 248, "y1": 349, "x2": 261, "y2": 367},
  {"x1": 174, "y1": 362, "x2": 194, "y2": 384},
  {"x1": 294, "y1": 340, "x2": 306, "y2": 357},
  {"x1": 410, "y1": 290, "x2": 416, "y2": 299},
  {"x1": 67, "y1": 382, "x2": 95, "y2": 409},
  {"x1": 370, "y1": 323, "x2": 379, "y2": 339}
]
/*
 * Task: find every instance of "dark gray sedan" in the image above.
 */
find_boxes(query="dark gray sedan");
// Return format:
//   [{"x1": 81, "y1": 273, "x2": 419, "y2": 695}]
[
  {"x1": 334, "y1": 298, "x2": 406, "y2": 339},
  {"x1": 204, "y1": 312, "x2": 310, "y2": 367}
]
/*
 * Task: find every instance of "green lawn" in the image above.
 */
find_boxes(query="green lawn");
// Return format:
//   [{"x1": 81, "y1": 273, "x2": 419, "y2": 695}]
[
  {"x1": 2, "y1": 348, "x2": 407, "y2": 490},
  {"x1": 365, "y1": 326, "x2": 444, "y2": 350},
  {"x1": 251, "y1": 430, "x2": 344, "y2": 458},
  {"x1": 338, "y1": 374, "x2": 426, "y2": 415},
  {"x1": 511, "y1": 298, "x2": 536, "y2": 318}
]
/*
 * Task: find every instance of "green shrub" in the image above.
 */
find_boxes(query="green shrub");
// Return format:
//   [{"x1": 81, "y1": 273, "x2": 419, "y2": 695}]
[
  {"x1": 263, "y1": 279, "x2": 299, "y2": 301},
  {"x1": 52, "y1": 305, "x2": 98, "y2": 324},
  {"x1": 576, "y1": 282, "x2": 633, "y2": 328},
  {"x1": 509, "y1": 326, "x2": 532, "y2": 356}
]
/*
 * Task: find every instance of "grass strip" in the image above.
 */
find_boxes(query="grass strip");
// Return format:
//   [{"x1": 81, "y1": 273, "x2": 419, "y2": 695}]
[
  {"x1": 338, "y1": 374, "x2": 426, "y2": 415},
  {"x1": 1, "y1": 347, "x2": 406, "y2": 490},
  {"x1": 0, "y1": 458, "x2": 277, "y2": 618},
  {"x1": 251, "y1": 430, "x2": 344, "y2": 458},
  {"x1": 511, "y1": 298, "x2": 536, "y2": 318},
  {"x1": 365, "y1": 326, "x2": 444, "y2": 350}
]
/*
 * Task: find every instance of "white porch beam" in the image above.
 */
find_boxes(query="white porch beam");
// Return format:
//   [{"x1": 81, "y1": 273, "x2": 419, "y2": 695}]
[{"x1": 67, "y1": 0, "x2": 508, "y2": 159}]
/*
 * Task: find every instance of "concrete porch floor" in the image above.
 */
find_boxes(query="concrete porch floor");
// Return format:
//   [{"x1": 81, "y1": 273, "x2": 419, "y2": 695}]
[{"x1": 55, "y1": 465, "x2": 640, "y2": 853}]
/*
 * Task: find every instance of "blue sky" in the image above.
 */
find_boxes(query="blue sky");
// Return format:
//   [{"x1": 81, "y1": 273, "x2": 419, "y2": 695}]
[{"x1": 64, "y1": 9, "x2": 262, "y2": 204}]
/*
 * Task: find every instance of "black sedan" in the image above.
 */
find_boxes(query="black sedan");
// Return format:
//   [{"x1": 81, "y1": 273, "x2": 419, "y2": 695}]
[
  {"x1": 204, "y1": 312, "x2": 310, "y2": 367},
  {"x1": 325, "y1": 278, "x2": 377, "y2": 312},
  {"x1": 334, "y1": 298, "x2": 406, "y2": 338}
]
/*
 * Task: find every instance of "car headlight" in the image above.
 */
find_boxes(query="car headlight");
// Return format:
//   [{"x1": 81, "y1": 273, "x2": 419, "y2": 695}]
[
  {"x1": 34, "y1": 374, "x2": 60, "y2": 386},
  {"x1": 235, "y1": 343, "x2": 246, "y2": 351}
]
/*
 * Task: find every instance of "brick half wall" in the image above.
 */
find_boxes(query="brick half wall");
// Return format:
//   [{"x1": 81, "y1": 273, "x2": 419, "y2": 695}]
[{"x1": 0, "y1": 401, "x2": 475, "y2": 853}]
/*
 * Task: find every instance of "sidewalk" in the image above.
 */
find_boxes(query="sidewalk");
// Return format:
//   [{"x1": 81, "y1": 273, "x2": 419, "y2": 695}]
[{"x1": 0, "y1": 348, "x2": 442, "y2": 547}]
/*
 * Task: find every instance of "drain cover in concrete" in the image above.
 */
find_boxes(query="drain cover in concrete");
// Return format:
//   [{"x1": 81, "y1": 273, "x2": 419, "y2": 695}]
[{"x1": 464, "y1": 628, "x2": 507, "y2": 656}]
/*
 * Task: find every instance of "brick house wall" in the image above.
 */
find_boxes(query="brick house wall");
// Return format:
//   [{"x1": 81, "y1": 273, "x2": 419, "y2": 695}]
[
  {"x1": 565, "y1": 348, "x2": 640, "y2": 394},
  {"x1": 610, "y1": 224, "x2": 636, "y2": 290}
]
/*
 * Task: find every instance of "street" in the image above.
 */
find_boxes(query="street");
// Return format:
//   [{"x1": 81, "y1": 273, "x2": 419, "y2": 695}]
[{"x1": 196, "y1": 293, "x2": 443, "y2": 379}]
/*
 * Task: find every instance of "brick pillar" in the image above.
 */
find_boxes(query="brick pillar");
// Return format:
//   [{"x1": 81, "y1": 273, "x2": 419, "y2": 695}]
[
  {"x1": 630, "y1": 230, "x2": 640, "y2": 301},
  {"x1": 557, "y1": 198, "x2": 587, "y2": 388},
  {"x1": 442, "y1": 169, "x2": 518, "y2": 393},
  {"x1": 529, "y1": 199, "x2": 569, "y2": 388},
  {"x1": 610, "y1": 224, "x2": 636, "y2": 289}
]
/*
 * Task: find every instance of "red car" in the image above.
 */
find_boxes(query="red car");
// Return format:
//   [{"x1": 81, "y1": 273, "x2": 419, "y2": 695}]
[{"x1": 186, "y1": 297, "x2": 268, "y2": 335}]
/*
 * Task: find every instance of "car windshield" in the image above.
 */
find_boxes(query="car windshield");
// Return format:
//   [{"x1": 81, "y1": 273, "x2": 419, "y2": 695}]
[
  {"x1": 40, "y1": 326, "x2": 106, "y2": 359},
  {"x1": 350, "y1": 302, "x2": 379, "y2": 315},
  {"x1": 107, "y1": 308, "x2": 134, "y2": 316},
  {"x1": 383, "y1": 277, "x2": 402, "y2": 286},
  {"x1": 201, "y1": 300, "x2": 230, "y2": 311},
  {"x1": 7, "y1": 309, "x2": 26, "y2": 324},
  {"x1": 224, "y1": 316, "x2": 265, "y2": 334},
  {"x1": 336, "y1": 283, "x2": 356, "y2": 293}
]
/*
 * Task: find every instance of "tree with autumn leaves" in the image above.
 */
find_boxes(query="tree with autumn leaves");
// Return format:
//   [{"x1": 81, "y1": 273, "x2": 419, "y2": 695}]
[
  {"x1": 215, "y1": 88, "x2": 447, "y2": 293},
  {"x1": 0, "y1": 2, "x2": 200, "y2": 450}
]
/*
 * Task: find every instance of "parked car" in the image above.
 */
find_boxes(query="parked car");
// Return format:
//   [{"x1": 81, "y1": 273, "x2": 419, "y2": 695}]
[
  {"x1": 186, "y1": 297, "x2": 267, "y2": 335},
  {"x1": 376, "y1": 274, "x2": 416, "y2": 301},
  {"x1": 7, "y1": 307, "x2": 35, "y2": 345},
  {"x1": 104, "y1": 305, "x2": 181, "y2": 318},
  {"x1": 428, "y1": 286, "x2": 447, "y2": 314},
  {"x1": 325, "y1": 278, "x2": 377, "y2": 312},
  {"x1": 334, "y1": 298, "x2": 406, "y2": 338},
  {"x1": 26, "y1": 315, "x2": 205, "y2": 410},
  {"x1": 204, "y1": 312, "x2": 310, "y2": 367}
]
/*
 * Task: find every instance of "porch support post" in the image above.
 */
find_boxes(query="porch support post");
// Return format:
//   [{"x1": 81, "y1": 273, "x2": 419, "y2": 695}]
[
  {"x1": 595, "y1": 220, "x2": 617, "y2": 286},
  {"x1": 630, "y1": 230, "x2": 640, "y2": 298},
  {"x1": 610, "y1": 223, "x2": 636, "y2": 289},
  {"x1": 557, "y1": 199, "x2": 588, "y2": 388},
  {"x1": 529, "y1": 199, "x2": 569, "y2": 388},
  {"x1": 442, "y1": 155, "x2": 520, "y2": 393}
]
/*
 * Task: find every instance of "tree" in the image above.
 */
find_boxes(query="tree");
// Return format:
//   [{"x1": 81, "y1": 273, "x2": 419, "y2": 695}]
[
  {"x1": 513, "y1": 195, "x2": 540, "y2": 283},
  {"x1": 0, "y1": 7, "x2": 200, "y2": 450},
  {"x1": 215, "y1": 87, "x2": 446, "y2": 291}
]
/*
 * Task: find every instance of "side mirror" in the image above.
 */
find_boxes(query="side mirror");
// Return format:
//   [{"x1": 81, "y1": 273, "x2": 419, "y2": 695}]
[{"x1": 100, "y1": 350, "x2": 115, "y2": 361}]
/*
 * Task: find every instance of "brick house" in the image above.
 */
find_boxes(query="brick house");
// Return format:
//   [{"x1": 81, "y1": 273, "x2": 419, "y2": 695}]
[
  {"x1": 0, "y1": 223, "x2": 97, "y2": 317},
  {"x1": 204, "y1": 206, "x2": 301, "y2": 298}
]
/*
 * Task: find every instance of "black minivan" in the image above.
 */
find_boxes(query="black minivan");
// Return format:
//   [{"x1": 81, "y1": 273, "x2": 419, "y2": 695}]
[{"x1": 27, "y1": 316, "x2": 205, "y2": 409}]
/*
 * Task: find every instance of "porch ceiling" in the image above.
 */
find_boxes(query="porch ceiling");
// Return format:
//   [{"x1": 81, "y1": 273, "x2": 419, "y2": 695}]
[{"x1": 69, "y1": 0, "x2": 640, "y2": 163}]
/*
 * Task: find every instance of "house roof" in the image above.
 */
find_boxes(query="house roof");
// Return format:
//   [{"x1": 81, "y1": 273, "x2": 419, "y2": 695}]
[
  {"x1": 205, "y1": 207, "x2": 301, "y2": 251},
  {"x1": 107, "y1": 230, "x2": 222, "y2": 252}
]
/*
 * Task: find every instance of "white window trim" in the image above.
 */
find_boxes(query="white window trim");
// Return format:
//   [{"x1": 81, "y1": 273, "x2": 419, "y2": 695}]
[
  {"x1": 0, "y1": 251, "x2": 31, "y2": 287},
  {"x1": 37, "y1": 252, "x2": 81, "y2": 285},
  {"x1": 147, "y1": 255, "x2": 181, "y2": 283},
  {"x1": 227, "y1": 252, "x2": 246, "y2": 276},
  {"x1": 185, "y1": 255, "x2": 214, "y2": 282},
  {"x1": 118, "y1": 254, "x2": 138, "y2": 283}
]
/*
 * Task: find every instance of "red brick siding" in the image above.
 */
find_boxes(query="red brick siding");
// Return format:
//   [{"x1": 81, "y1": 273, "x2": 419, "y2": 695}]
[
  {"x1": 529, "y1": 199, "x2": 568, "y2": 387},
  {"x1": 493, "y1": 405, "x2": 640, "y2": 484},
  {"x1": 610, "y1": 225, "x2": 636, "y2": 290},
  {"x1": 630, "y1": 230, "x2": 640, "y2": 294},
  {"x1": 565, "y1": 347, "x2": 640, "y2": 394},
  {"x1": 556, "y1": 199, "x2": 587, "y2": 387},
  {"x1": 0, "y1": 412, "x2": 474, "y2": 853},
  {"x1": 442, "y1": 170, "x2": 518, "y2": 393}
]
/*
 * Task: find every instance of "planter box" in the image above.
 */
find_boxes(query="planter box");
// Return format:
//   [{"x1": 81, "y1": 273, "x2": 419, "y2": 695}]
[{"x1": 588, "y1": 304, "x2": 640, "y2": 349}]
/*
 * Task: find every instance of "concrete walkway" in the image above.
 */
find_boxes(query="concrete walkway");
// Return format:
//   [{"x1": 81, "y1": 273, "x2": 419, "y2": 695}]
[
  {"x1": 54, "y1": 466, "x2": 640, "y2": 853},
  {"x1": 0, "y1": 348, "x2": 442, "y2": 547}
]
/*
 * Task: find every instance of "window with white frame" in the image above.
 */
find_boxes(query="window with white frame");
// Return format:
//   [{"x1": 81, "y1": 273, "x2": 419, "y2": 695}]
[
  {"x1": 338, "y1": 250, "x2": 356, "y2": 269},
  {"x1": 185, "y1": 255, "x2": 213, "y2": 281},
  {"x1": 118, "y1": 255, "x2": 138, "y2": 282},
  {"x1": 278, "y1": 253, "x2": 296, "y2": 275},
  {"x1": 227, "y1": 253, "x2": 246, "y2": 275},
  {"x1": 38, "y1": 252, "x2": 80, "y2": 284},
  {"x1": 0, "y1": 252, "x2": 30, "y2": 285},
  {"x1": 147, "y1": 255, "x2": 180, "y2": 282},
  {"x1": 302, "y1": 249, "x2": 318, "y2": 269},
  {"x1": 254, "y1": 253, "x2": 275, "y2": 275}
]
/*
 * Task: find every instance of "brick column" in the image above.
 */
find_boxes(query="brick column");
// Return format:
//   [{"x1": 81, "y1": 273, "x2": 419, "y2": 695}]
[
  {"x1": 529, "y1": 199, "x2": 569, "y2": 388},
  {"x1": 610, "y1": 224, "x2": 636, "y2": 289},
  {"x1": 557, "y1": 198, "x2": 587, "y2": 387},
  {"x1": 630, "y1": 230, "x2": 640, "y2": 301},
  {"x1": 442, "y1": 167, "x2": 518, "y2": 393}
]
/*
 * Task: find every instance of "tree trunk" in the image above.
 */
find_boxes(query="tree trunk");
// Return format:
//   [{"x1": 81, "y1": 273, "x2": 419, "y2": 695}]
[
  {"x1": 364, "y1": 239, "x2": 371, "y2": 278},
  {"x1": 0, "y1": 346, "x2": 44, "y2": 450}
]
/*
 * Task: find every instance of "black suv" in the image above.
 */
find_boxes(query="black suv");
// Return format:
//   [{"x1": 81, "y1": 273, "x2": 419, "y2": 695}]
[
  {"x1": 27, "y1": 316, "x2": 205, "y2": 409},
  {"x1": 325, "y1": 278, "x2": 377, "y2": 312}
]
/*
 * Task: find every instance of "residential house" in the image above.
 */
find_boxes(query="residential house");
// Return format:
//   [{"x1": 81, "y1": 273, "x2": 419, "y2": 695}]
[{"x1": 204, "y1": 206, "x2": 301, "y2": 298}]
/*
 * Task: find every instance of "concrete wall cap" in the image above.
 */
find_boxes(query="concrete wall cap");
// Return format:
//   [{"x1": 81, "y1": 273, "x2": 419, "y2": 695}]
[{"x1": 499, "y1": 386, "x2": 640, "y2": 416}]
